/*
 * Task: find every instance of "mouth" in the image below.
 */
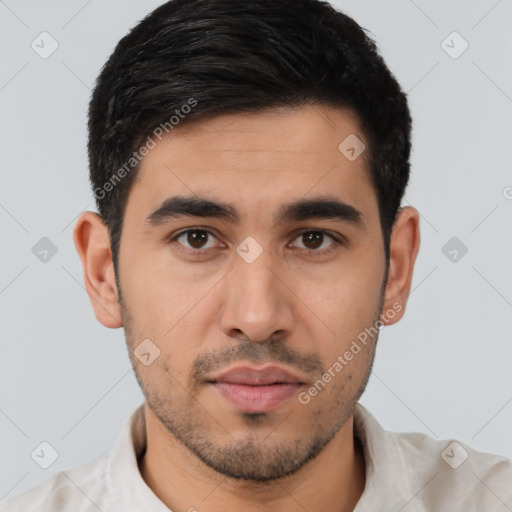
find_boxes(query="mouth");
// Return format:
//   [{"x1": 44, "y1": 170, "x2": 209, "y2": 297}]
[{"x1": 206, "y1": 364, "x2": 306, "y2": 413}]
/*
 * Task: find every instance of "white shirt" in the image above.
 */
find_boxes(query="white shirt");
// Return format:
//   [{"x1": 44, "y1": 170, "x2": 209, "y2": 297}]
[{"x1": 1, "y1": 401, "x2": 511, "y2": 511}]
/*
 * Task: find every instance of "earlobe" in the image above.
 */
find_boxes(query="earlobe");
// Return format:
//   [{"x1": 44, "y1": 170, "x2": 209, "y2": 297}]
[
  {"x1": 381, "y1": 206, "x2": 421, "y2": 326},
  {"x1": 73, "y1": 211, "x2": 123, "y2": 328}
]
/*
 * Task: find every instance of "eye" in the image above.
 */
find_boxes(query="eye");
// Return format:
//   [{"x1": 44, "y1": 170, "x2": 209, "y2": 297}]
[
  {"x1": 171, "y1": 228, "x2": 221, "y2": 251},
  {"x1": 290, "y1": 230, "x2": 343, "y2": 254},
  {"x1": 168, "y1": 228, "x2": 345, "y2": 256}
]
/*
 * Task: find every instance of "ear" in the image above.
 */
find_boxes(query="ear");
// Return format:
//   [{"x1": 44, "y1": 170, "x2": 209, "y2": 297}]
[
  {"x1": 73, "y1": 211, "x2": 122, "y2": 328},
  {"x1": 380, "y1": 206, "x2": 421, "y2": 326}
]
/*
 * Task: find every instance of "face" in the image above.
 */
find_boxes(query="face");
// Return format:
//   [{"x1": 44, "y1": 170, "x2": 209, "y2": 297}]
[{"x1": 117, "y1": 105, "x2": 388, "y2": 481}]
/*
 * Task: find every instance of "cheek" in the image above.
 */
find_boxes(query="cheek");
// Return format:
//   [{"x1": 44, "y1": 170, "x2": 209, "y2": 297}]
[
  {"x1": 298, "y1": 351, "x2": 372, "y2": 416},
  {"x1": 133, "y1": 338, "x2": 195, "y2": 398},
  {"x1": 297, "y1": 262, "x2": 383, "y2": 342},
  {"x1": 120, "y1": 246, "x2": 197, "y2": 335}
]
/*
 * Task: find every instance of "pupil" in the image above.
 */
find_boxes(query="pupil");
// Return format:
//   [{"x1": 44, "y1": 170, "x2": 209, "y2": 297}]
[
  {"x1": 304, "y1": 231, "x2": 322, "y2": 249},
  {"x1": 188, "y1": 230, "x2": 207, "y2": 249}
]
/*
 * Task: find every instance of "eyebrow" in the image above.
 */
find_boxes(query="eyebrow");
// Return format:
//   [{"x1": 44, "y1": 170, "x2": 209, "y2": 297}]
[{"x1": 145, "y1": 195, "x2": 365, "y2": 228}]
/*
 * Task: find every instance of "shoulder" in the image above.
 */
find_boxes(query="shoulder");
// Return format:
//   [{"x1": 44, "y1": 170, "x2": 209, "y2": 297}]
[
  {"x1": 354, "y1": 404, "x2": 512, "y2": 511},
  {"x1": 393, "y1": 429, "x2": 512, "y2": 510},
  {"x1": 0, "y1": 450, "x2": 112, "y2": 512}
]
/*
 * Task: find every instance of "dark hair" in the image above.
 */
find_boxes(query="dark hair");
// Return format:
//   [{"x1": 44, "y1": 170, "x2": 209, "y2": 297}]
[{"x1": 88, "y1": 0, "x2": 412, "y2": 286}]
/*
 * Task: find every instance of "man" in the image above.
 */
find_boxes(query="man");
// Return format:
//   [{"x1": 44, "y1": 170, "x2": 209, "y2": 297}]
[{"x1": 2, "y1": 0, "x2": 511, "y2": 510}]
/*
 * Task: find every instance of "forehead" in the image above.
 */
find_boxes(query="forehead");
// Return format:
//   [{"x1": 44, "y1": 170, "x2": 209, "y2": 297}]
[{"x1": 127, "y1": 105, "x2": 378, "y2": 226}]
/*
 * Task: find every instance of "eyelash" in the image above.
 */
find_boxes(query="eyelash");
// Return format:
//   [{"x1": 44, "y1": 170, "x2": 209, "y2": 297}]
[{"x1": 168, "y1": 227, "x2": 345, "y2": 257}]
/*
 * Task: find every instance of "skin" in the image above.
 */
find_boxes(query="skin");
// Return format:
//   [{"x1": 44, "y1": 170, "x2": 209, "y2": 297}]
[{"x1": 74, "y1": 104, "x2": 420, "y2": 512}]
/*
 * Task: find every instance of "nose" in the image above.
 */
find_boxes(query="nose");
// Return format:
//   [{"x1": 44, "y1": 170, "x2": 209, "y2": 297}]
[{"x1": 219, "y1": 247, "x2": 295, "y2": 344}]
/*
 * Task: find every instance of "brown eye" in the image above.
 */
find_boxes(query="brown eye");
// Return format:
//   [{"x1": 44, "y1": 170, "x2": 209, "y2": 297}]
[
  {"x1": 292, "y1": 230, "x2": 338, "y2": 252},
  {"x1": 174, "y1": 229, "x2": 218, "y2": 250},
  {"x1": 301, "y1": 231, "x2": 324, "y2": 250}
]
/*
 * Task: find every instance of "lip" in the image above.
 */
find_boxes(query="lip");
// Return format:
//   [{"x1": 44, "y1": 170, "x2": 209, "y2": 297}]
[
  {"x1": 207, "y1": 364, "x2": 305, "y2": 386},
  {"x1": 206, "y1": 364, "x2": 306, "y2": 413}
]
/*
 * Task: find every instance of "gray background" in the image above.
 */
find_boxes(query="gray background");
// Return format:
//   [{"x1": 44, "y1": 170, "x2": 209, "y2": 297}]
[{"x1": 1, "y1": 0, "x2": 511, "y2": 499}]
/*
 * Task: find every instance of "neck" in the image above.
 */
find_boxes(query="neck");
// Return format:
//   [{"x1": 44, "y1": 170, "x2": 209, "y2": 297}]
[{"x1": 139, "y1": 404, "x2": 366, "y2": 512}]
